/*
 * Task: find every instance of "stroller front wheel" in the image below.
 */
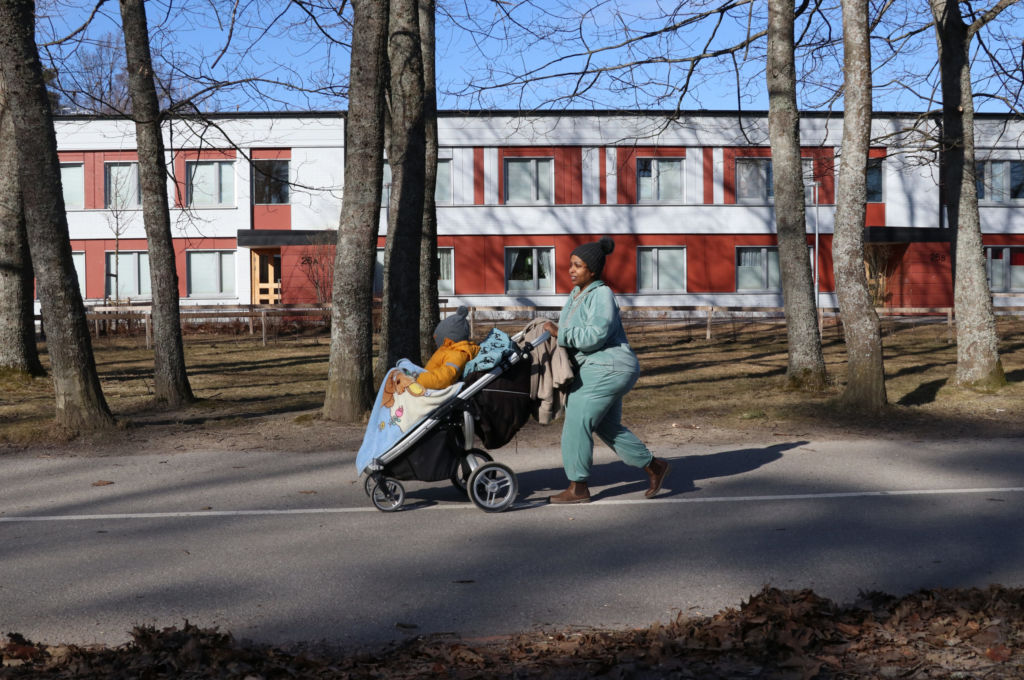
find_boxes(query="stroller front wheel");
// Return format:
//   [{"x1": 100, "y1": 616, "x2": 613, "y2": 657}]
[
  {"x1": 467, "y1": 462, "x2": 518, "y2": 513},
  {"x1": 370, "y1": 477, "x2": 405, "y2": 512}
]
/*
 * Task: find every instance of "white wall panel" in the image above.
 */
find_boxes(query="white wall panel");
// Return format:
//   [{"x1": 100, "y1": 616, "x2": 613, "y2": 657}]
[
  {"x1": 452, "y1": 147, "x2": 475, "y2": 205},
  {"x1": 437, "y1": 204, "x2": 834, "y2": 236},
  {"x1": 291, "y1": 147, "x2": 343, "y2": 228},
  {"x1": 484, "y1": 148, "x2": 498, "y2": 205},
  {"x1": 581, "y1": 147, "x2": 600, "y2": 205},
  {"x1": 605, "y1": 147, "x2": 617, "y2": 205}
]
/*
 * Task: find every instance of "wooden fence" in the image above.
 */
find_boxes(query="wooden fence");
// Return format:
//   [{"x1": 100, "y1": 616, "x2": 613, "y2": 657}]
[{"x1": 60, "y1": 297, "x2": 1024, "y2": 347}]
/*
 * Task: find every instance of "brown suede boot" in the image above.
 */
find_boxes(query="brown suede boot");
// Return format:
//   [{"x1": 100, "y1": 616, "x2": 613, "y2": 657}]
[
  {"x1": 548, "y1": 481, "x2": 591, "y2": 504},
  {"x1": 644, "y1": 458, "x2": 670, "y2": 498}
]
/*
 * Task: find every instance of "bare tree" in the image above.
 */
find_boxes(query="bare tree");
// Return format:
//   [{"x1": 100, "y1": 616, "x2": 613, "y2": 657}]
[
  {"x1": 0, "y1": 0, "x2": 113, "y2": 430},
  {"x1": 323, "y1": 0, "x2": 389, "y2": 422},
  {"x1": 299, "y1": 231, "x2": 336, "y2": 306},
  {"x1": 0, "y1": 73, "x2": 45, "y2": 377},
  {"x1": 833, "y1": 0, "x2": 886, "y2": 410},
  {"x1": 377, "y1": 0, "x2": 427, "y2": 377},
  {"x1": 767, "y1": 0, "x2": 827, "y2": 390},
  {"x1": 418, "y1": 0, "x2": 440, "y2": 361},
  {"x1": 118, "y1": 0, "x2": 195, "y2": 407},
  {"x1": 929, "y1": 0, "x2": 1014, "y2": 390}
]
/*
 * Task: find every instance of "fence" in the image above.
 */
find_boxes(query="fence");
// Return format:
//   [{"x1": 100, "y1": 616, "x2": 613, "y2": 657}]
[{"x1": 58, "y1": 297, "x2": 1024, "y2": 347}]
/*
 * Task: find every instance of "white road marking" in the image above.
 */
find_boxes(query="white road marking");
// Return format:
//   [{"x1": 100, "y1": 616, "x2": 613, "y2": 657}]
[{"x1": 0, "y1": 486, "x2": 1021, "y2": 522}]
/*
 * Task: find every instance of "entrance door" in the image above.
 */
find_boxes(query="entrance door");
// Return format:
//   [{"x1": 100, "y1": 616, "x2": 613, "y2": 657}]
[{"x1": 251, "y1": 249, "x2": 281, "y2": 304}]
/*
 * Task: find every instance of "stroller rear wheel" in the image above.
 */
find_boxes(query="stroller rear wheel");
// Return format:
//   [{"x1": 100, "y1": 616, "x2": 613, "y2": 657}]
[
  {"x1": 467, "y1": 462, "x2": 518, "y2": 513},
  {"x1": 450, "y1": 448, "x2": 493, "y2": 494},
  {"x1": 370, "y1": 477, "x2": 405, "y2": 512}
]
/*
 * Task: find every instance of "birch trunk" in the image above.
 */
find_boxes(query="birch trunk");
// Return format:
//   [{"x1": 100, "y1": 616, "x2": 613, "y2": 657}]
[
  {"x1": 0, "y1": 0, "x2": 114, "y2": 430},
  {"x1": 418, "y1": 0, "x2": 440, "y2": 360},
  {"x1": 766, "y1": 0, "x2": 826, "y2": 390},
  {"x1": 834, "y1": 0, "x2": 886, "y2": 410},
  {"x1": 323, "y1": 0, "x2": 389, "y2": 421},
  {"x1": 119, "y1": 0, "x2": 195, "y2": 407},
  {"x1": 0, "y1": 74, "x2": 45, "y2": 377},
  {"x1": 931, "y1": 0, "x2": 1007, "y2": 390},
  {"x1": 377, "y1": 0, "x2": 427, "y2": 378}
]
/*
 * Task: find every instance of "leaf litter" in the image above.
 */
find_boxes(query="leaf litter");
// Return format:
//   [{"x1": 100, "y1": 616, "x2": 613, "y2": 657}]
[{"x1": 3, "y1": 585, "x2": 1022, "y2": 679}]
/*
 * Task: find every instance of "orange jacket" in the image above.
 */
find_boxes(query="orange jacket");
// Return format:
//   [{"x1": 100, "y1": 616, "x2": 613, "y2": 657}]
[{"x1": 415, "y1": 339, "x2": 481, "y2": 390}]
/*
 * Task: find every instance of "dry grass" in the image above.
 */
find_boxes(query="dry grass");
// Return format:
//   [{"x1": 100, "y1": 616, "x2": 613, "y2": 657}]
[{"x1": 2, "y1": 317, "x2": 1023, "y2": 453}]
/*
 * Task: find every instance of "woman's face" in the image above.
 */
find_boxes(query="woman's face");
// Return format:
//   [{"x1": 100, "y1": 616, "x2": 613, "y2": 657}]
[{"x1": 569, "y1": 255, "x2": 597, "y2": 289}]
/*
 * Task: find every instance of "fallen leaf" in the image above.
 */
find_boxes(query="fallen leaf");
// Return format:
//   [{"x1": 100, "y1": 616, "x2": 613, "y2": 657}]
[
  {"x1": 92, "y1": 480, "x2": 114, "y2": 486},
  {"x1": 986, "y1": 644, "x2": 1012, "y2": 662}
]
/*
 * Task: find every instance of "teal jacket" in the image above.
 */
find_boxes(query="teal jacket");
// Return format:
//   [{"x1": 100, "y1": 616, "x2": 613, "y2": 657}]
[{"x1": 557, "y1": 280, "x2": 639, "y2": 373}]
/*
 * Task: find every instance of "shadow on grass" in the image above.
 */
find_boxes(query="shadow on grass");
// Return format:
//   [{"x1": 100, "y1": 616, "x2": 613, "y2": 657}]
[{"x1": 896, "y1": 378, "x2": 949, "y2": 407}]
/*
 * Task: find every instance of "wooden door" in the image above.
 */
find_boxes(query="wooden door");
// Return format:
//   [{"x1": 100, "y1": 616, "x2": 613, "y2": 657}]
[{"x1": 251, "y1": 249, "x2": 281, "y2": 304}]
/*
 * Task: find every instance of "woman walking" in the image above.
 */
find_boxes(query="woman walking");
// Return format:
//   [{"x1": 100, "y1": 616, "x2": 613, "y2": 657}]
[{"x1": 543, "y1": 236, "x2": 671, "y2": 504}]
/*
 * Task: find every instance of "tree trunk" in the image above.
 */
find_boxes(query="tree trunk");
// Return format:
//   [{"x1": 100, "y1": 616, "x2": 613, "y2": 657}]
[
  {"x1": 931, "y1": 0, "x2": 1006, "y2": 390},
  {"x1": 0, "y1": 0, "x2": 114, "y2": 430},
  {"x1": 119, "y1": 0, "x2": 195, "y2": 407},
  {"x1": 322, "y1": 0, "x2": 389, "y2": 422},
  {"x1": 766, "y1": 0, "x2": 826, "y2": 390},
  {"x1": 376, "y1": 0, "x2": 427, "y2": 379},
  {"x1": 418, "y1": 0, "x2": 440, "y2": 360},
  {"x1": 834, "y1": 0, "x2": 886, "y2": 411},
  {"x1": 0, "y1": 75, "x2": 45, "y2": 377}
]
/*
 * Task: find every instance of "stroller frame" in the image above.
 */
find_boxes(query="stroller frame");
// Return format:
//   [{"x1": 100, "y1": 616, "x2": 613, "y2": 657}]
[{"x1": 363, "y1": 331, "x2": 549, "y2": 512}]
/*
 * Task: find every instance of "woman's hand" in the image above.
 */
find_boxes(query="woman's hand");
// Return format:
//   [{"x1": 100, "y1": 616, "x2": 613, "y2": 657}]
[{"x1": 543, "y1": 321, "x2": 559, "y2": 339}]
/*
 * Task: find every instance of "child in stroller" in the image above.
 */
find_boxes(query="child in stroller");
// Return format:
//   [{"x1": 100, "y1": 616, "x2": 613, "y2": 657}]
[{"x1": 357, "y1": 316, "x2": 550, "y2": 513}]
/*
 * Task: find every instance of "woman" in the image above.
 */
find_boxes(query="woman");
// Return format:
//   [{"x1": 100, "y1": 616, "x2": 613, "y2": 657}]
[{"x1": 543, "y1": 236, "x2": 670, "y2": 504}]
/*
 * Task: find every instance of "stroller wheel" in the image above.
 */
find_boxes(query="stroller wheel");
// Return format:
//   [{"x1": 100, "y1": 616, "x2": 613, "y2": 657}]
[
  {"x1": 370, "y1": 478, "x2": 405, "y2": 512},
  {"x1": 450, "y1": 449, "x2": 493, "y2": 494},
  {"x1": 467, "y1": 462, "x2": 518, "y2": 513},
  {"x1": 363, "y1": 475, "x2": 376, "y2": 497}
]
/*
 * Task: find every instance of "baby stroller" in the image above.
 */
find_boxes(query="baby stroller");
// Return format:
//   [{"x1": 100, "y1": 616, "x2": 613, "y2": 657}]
[{"x1": 360, "y1": 330, "x2": 549, "y2": 513}]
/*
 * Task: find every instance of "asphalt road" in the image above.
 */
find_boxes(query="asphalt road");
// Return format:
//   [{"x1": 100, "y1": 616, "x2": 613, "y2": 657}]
[{"x1": 2, "y1": 436, "x2": 1023, "y2": 650}]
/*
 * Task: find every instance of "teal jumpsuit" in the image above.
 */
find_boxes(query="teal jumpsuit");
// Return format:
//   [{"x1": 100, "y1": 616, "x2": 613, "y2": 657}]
[{"x1": 557, "y1": 280, "x2": 654, "y2": 482}]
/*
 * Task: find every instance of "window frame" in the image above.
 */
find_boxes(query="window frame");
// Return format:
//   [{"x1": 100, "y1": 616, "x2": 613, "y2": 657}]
[
  {"x1": 435, "y1": 158, "x2": 453, "y2": 205},
  {"x1": 437, "y1": 246, "x2": 455, "y2": 295},
  {"x1": 985, "y1": 246, "x2": 1024, "y2": 292},
  {"x1": 60, "y1": 162, "x2": 85, "y2": 210},
  {"x1": 71, "y1": 251, "x2": 87, "y2": 298},
  {"x1": 104, "y1": 250, "x2": 151, "y2": 299},
  {"x1": 185, "y1": 159, "x2": 235, "y2": 208},
  {"x1": 504, "y1": 246, "x2": 555, "y2": 293},
  {"x1": 735, "y1": 157, "x2": 817, "y2": 204},
  {"x1": 637, "y1": 246, "x2": 687, "y2": 292},
  {"x1": 185, "y1": 250, "x2": 236, "y2": 297},
  {"x1": 504, "y1": 157, "x2": 554, "y2": 204},
  {"x1": 636, "y1": 157, "x2": 684, "y2": 203},
  {"x1": 104, "y1": 161, "x2": 142, "y2": 209},
  {"x1": 374, "y1": 246, "x2": 456, "y2": 296},
  {"x1": 251, "y1": 159, "x2": 290, "y2": 205},
  {"x1": 977, "y1": 159, "x2": 1024, "y2": 204},
  {"x1": 735, "y1": 246, "x2": 781, "y2": 292},
  {"x1": 866, "y1": 157, "x2": 884, "y2": 203}
]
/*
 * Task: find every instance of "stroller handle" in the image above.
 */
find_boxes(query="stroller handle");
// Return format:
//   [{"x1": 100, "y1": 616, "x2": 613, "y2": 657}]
[{"x1": 511, "y1": 329, "x2": 551, "y2": 350}]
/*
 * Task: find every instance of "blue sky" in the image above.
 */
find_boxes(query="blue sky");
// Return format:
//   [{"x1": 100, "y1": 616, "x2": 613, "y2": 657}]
[{"x1": 38, "y1": 0, "x2": 1021, "y2": 114}]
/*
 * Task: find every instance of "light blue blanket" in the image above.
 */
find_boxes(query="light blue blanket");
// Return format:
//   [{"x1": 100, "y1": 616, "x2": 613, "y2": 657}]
[{"x1": 355, "y1": 359, "x2": 463, "y2": 475}]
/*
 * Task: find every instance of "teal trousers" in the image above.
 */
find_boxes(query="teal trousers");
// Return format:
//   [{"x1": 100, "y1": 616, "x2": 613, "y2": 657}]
[{"x1": 560, "y1": 366, "x2": 654, "y2": 482}]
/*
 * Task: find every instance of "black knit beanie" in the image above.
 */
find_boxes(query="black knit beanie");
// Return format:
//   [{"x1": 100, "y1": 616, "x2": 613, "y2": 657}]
[
  {"x1": 571, "y1": 236, "x2": 615, "y2": 277},
  {"x1": 433, "y1": 305, "x2": 470, "y2": 345}
]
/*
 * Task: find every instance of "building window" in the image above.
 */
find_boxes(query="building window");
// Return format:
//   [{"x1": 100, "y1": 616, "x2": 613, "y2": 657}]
[
  {"x1": 638, "y1": 247, "x2": 686, "y2": 292},
  {"x1": 736, "y1": 246, "x2": 781, "y2": 291},
  {"x1": 61, "y1": 163, "x2": 85, "y2": 210},
  {"x1": 866, "y1": 158, "x2": 884, "y2": 203},
  {"x1": 637, "y1": 158, "x2": 683, "y2": 202},
  {"x1": 373, "y1": 247, "x2": 455, "y2": 296},
  {"x1": 252, "y1": 159, "x2": 289, "y2": 205},
  {"x1": 977, "y1": 160, "x2": 1024, "y2": 203},
  {"x1": 736, "y1": 157, "x2": 815, "y2": 203},
  {"x1": 381, "y1": 159, "x2": 451, "y2": 205},
  {"x1": 187, "y1": 251, "x2": 235, "y2": 296},
  {"x1": 104, "y1": 162, "x2": 141, "y2": 209},
  {"x1": 186, "y1": 160, "x2": 235, "y2": 207},
  {"x1": 435, "y1": 159, "x2": 453, "y2": 205},
  {"x1": 505, "y1": 246, "x2": 554, "y2": 293},
  {"x1": 505, "y1": 158, "x2": 553, "y2": 204},
  {"x1": 105, "y1": 251, "x2": 150, "y2": 298},
  {"x1": 72, "y1": 251, "x2": 86, "y2": 298},
  {"x1": 986, "y1": 247, "x2": 1024, "y2": 292},
  {"x1": 438, "y1": 247, "x2": 454, "y2": 295}
]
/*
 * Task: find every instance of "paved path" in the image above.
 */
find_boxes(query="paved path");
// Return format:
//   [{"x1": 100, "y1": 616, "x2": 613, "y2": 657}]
[{"x1": 2, "y1": 437, "x2": 1023, "y2": 649}]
